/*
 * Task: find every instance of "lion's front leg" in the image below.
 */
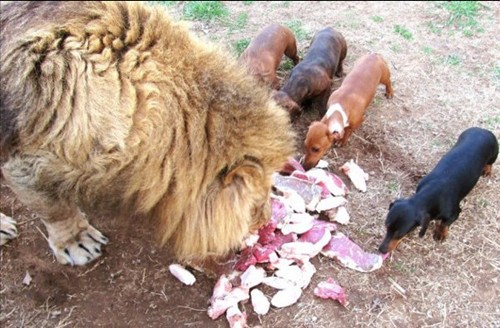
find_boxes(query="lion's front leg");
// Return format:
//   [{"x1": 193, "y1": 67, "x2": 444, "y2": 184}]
[{"x1": 43, "y1": 210, "x2": 108, "y2": 266}]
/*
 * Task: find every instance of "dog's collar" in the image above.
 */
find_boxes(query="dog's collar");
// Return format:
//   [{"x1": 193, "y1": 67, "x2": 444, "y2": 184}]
[{"x1": 325, "y1": 103, "x2": 349, "y2": 127}]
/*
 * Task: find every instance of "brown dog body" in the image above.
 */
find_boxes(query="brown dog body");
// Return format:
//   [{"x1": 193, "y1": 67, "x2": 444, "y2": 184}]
[
  {"x1": 303, "y1": 53, "x2": 393, "y2": 170},
  {"x1": 272, "y1": 27, "x2": 347, "y2": 119},
  {"x1": 0, "y1": 1, "x2": 295, "y2": 266},
  {"x1": 239, "y1": 23, "x2": 300, "y2": 89}
]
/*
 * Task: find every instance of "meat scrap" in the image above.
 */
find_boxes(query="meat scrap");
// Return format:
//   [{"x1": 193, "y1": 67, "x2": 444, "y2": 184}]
[
  {"x1": 314, "y1": 277, "x2": 348, "y2": 307},
  {"x1": 169, "y1": 264, "x2": 196, "y2": 286},
  {"x1": 226, "y1": 305, "x2": 247, "y2": 328},
  {"x1": 321, "y1": 232, "x2": 384, "y2": 273},
  {"x1": 339, "y1": 159, "x2": 369, "y2": 192}
]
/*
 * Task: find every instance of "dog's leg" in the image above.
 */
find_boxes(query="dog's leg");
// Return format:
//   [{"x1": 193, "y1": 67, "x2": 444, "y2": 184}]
[
  {"x1": 0, "y1": 213, "x2": 18, "y2": 246},
  {"x1": 433, "y1": 221, "x2": 449, "y2": 242},
  {"x1": 313, "y1": 88, "x2": 333, "y2": 117},
  {"x1": 434, "y1": 209, "x2": 460, "y2": 242},
  {"x1": 381, "y1": 66, "x2": 394, "y2": 99},
  {"x1": 339, "y1": 127, "x2": 354, "y2": 147},
  {"x1": 483, "y1": 164, "x2": 493, "y2": 176},
  {"x1": 2, "y1": 157, "x2": 108, "y2": 265},
  {"x1": 285, "y1": 40, "x2": 300, "y2": 65}
]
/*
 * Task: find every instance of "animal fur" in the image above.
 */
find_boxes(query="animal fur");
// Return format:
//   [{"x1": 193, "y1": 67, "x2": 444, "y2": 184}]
[
  {"x1": 238, "y1": 23, "x2": 300, "y2": 89},
  {"x1": 0, "y1": 1, "x2": 296, "y2": 265}
]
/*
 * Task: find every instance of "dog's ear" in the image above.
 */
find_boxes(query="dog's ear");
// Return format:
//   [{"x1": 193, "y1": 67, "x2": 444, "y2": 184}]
[
  {"x1": 223, "y1": 157, "x2": 264, "y2": 188},
  {"x1": 418, "y1": 214, "x2": 431, "y2": 238},
  {"x1": 388, "y1": 198, "x2": 402, "y2": 210}
]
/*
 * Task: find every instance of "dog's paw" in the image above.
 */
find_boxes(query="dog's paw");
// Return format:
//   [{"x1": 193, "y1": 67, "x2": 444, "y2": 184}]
[
  {"x1": 433, "y1": 223, "x2": 448, "y2": 242},
  {"x1": 1, "y1": 213, "x2": 18, "y2": 246},
  {"x1": 46, "y1": 219, "x2": 108, "y2": 266}
]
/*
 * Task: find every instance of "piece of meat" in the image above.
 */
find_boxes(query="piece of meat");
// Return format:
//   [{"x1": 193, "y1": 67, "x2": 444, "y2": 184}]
[
  {"x1": 211, "y1": 274, "x2": 232, "y2": 301},
  {"x1": 273, "y1": 175, "x2": 323, "y2": 205},
  {"x1": 240, "y1": 265, "x2": 266, "y2": 289},
  {"x1": 321, "y1": 232, "x2": 384, "y2": 272},
  {"x1": 225, "y1": 305, "x2": 247, "y2": 328},
  {"x1": 270, "y1": 287, "x2": 303, "y2": 308},
  {"x1": 207, "y1": 286, "x2": 249, "y2": 320},
  {"x1": 306, "y1": 168, "x2": 349, "y2": 197},
  {"x1": 333, "y1": 206, "x2": 350, "y2": 225},
  {"x1": 339, "y1": 159, "x2": 369, "y2": 192},
  {"x1": 313, "y1": 277, "x2": 348, "y2": 307},
  {"x1": 169, "y1": 264, "x2": 196, "y2": 286},
  {"x1": 315, "y1": 196, "x2": 347, "y2": 212},
  {"x1": 250, "y1": 289, "x2": 271, "y2": 315}
]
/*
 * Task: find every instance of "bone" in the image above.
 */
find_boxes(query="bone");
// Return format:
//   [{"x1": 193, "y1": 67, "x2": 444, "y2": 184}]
[
  {"x1": 251, "y1": 289, "x2": 271, "y2": 315},
  {"x1": 240, "y1": 265, "x2": 266, "y2": 289},
  {"x1": 169, "y1": 264, "x2": 196, "y2": 286},
  {"x1": 226, "y1": 305, "x2": 247, "y2": 328},
  {"x1": 339, "y1": 159, "x2": 369, "y2": 192},
  {"x1": 271, "y1": 287, "x2": 302, "y2": 308},
  {"x1": 207, "y1": 286, "x2": 249, "y2": 320},
  {"x1": 333, "y1": 206, "x2": 350, "y2": 225}
]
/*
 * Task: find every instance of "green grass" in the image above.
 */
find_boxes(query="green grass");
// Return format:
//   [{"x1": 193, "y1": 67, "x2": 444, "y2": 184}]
[
  {"x1": 278, "y1": 57, "x2": 295, "y2": 71},
  {"x1": 285, "y1": 20, "x2": 310, "y2": 41},
  {"x1": 243, "y1": 0, "x2": 255, "y2": 5},
  {"x1": 483, "y1": 115, "x2": 500, "y2": 129},
  {"x1": 439, "y1": 1, "x2": 484, "y2": 36},
  {"x1": 372, "y1": 15, "x2": 384, "y2": 23},
  {"x1": 422, "y1": 46, "x2": 434, "y2": 55},
  {"x1": 444, "y1": 54, "x2": 461, "y2": 66},
  {"x1": 182, "y1": 1, "x2": 229, "y2": 21},
  {"x1": 390, "y1": 44, "x2": 402, "y2": 53},
  {"x1": 493, "y1": 65, "x2": 500, "y2": 84},
  {"x1": 387, "y1": 181, "x2": 399, "y2": 194},
  {"x1": 231, "y1": 12, "x2": 249, "y2": 30},
  {"x1": 233, "y1": 38, "x2": 250, "y2": 57},
  {"x1": 393, "y1": 25, "x2": 413, "y2": 40}
]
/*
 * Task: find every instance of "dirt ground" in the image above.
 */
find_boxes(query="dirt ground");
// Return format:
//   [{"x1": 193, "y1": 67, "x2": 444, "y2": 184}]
[{"x1": 1, "y1": 1, "x2": 499, "y2": 328}]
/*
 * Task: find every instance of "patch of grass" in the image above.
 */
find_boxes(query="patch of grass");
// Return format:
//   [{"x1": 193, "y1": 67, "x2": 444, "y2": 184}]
[
  {"x1": 243, "y1": 0, "x2": 255, "y2": 5},
  {"x1": 272, "y1": 1, "x2": 290, "y2": 8},
  {"x1": 387, "y1": 181, "x2": 400, "y2": 194},
  {"x1": 439, "y1": 1, "x2": 484, "y2": 36},
  {"x1": 285, "y1": 20, "x2": 310, "y2": 41},
  {"x1": 444, "y1": 54, "x2": 461, "y2": 66},
  {"x1": 372, "y1": 15, "x2": 384, "y2": 23},
  {"x1": 279, "y1": 57, "x2": 295, "y2": 71},
  {"x1": 233, "y1": 38, "x2": 250, "y2": 57},
  {"x1": 390, "y1": 44, "x2": 402, "y2": 53},
  {"x1": 155, "y1": 1, "x2": 179, "y2": 6},
  {"x1": 182, "y1": 1, "x2": 229, "y2": 21},
  {"x1": 426, "y1": 21, "x2": 442, "y2": 35},
  {"x1": 393, "y1": 25, "x2": 413, "y2": 40},
  {"x1": 492, "y1": 65, "x2": 500, "y2": 85},
  {"x1": 228, "y1": 12, "x2": 249, "y2": 31},
  {"x1": 483, "y1": 115, "x2": 500, "y2": 129},
  {"x1": 422, "y1": 46, "x2": 434, "y2": 55}
]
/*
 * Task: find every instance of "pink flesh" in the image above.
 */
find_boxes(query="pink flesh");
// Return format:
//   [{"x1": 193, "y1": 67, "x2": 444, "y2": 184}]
[{"x1": 313, "y1": 277, "x2": 348, "y2": 306}]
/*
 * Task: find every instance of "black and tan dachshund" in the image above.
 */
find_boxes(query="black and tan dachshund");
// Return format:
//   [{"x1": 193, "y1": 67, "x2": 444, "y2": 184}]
[{"x1": 379, "y1": 127, "x2": 498, "y2": 253}]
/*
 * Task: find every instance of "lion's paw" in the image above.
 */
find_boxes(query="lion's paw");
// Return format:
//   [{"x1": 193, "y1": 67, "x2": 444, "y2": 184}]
[
  {"x1": 47, "y1": 222, "x2": 108, "y2": 266},
  {"x1": 0, "y1": 213, "x2": 18, "y2": 246}
]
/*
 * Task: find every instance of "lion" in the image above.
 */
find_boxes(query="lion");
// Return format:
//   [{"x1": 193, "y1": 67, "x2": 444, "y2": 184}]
[{"x1": 0, "y1": 1, "x2": 296, "y2": 266}]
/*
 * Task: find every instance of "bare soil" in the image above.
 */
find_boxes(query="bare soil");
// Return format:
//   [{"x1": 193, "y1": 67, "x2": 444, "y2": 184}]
[{"x1": 1, "y1": 1, "x2": 499, "y2": 328}]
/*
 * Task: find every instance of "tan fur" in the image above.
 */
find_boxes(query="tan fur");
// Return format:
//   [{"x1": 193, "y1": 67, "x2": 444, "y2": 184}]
[
  {"x1": 238, "y1": 23, "x2": 300, "y2": 89},
  {"x1": 302, "y1": 53, "x2": 393, "y2": 170},
  {"x1": 0, "y1": 1, "x2": 295, "y2": 263}
]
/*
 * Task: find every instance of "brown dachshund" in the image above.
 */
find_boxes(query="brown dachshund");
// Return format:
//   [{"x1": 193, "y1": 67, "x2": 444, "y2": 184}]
[
  {"x1": 302, "y1": 53, "x2": 393, "y2": 170},
  {"x1": 272, "y1": 27, "x2": 347, "y2": 120},
  {"x1": 239, "y1": 23, "x2": 300, "y2": 89}
]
